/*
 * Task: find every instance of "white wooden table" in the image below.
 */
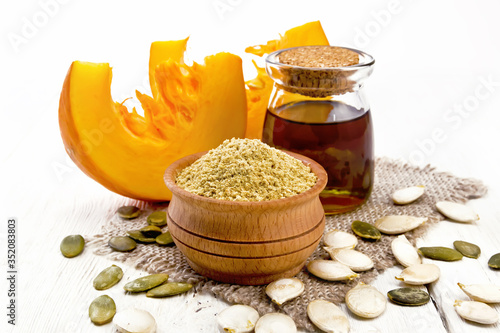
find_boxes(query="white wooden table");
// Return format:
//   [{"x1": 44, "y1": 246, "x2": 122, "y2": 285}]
[{"x1": 2, "y1": 1, "x2": 500, "y2": 332}]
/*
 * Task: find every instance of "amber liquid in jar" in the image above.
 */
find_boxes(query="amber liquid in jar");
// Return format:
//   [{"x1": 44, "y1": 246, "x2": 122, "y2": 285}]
[{"x1": 262, "y1": 100, "x2": 374, "y2": 214}]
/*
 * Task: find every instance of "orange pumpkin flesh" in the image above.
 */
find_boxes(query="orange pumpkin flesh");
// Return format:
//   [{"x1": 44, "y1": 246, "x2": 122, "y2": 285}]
[
  {"x1": 59, "y1": 41, "x2": 247, "y2": 201},
  {"x1": 244, "y1": 21, "x2": 330, "y2": 139}
]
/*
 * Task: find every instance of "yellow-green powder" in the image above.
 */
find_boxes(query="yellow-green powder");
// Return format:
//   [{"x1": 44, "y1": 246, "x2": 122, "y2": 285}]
[{"x1": 175, "y1": 138, "x2": 317, "y2": 201}]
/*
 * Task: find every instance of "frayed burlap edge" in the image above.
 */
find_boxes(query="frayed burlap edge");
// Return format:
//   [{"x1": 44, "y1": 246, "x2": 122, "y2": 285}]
[{"x1": 87, "y1": 157, "x2": 487, "y2": 331}]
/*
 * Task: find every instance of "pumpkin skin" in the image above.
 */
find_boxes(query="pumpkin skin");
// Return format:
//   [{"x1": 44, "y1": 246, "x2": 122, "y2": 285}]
[
  {"x1": 59, "y1": 40, "x2": 247, "y2": 201},
  {"x1": 244, "y1": 21, "x2": 330, "y2": 139}
]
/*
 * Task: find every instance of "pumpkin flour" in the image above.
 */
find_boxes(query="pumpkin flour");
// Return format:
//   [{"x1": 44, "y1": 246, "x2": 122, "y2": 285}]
[{"x1": 175, "y1": 138, "x2": 317, "y2": 201}]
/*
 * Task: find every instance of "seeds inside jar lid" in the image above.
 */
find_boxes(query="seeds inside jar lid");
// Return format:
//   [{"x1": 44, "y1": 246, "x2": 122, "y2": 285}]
[{"x1": 279, "y1": 46, "x2": 359, "y2": 68}]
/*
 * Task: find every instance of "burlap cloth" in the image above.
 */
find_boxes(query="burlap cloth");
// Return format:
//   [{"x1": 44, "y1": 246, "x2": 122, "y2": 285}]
[{"x1": 88, "y1": 157, "x2": 487, "y2": 331}]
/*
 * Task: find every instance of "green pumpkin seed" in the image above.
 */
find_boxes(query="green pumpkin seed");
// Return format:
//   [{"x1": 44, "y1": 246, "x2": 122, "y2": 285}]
[
  {"x1": 156, "y1": 231, "x2": 174, "y2": 246},
  {"x1": 418, "y1": 247, "x2": 463, "y2": 261},
  {"x1": 351, "y1": 220, "x2": 381, "y2": 240},
  {"x1": 387, "y1": 288, "x2": 430, "y2": 306},
  {"x1": 108, "y1": 236, "x2": 136, "y2": 252},
  {"x1": 453, "y1": 240, "x2": 481, "y2": 259},
  {"x1": 60, "y1": 235, "x2": 85, "y2": 258},
  {"x1": 93, "y1": 265, "x2": 123, "y2": 290},
  {"x1": 488, "y1": 253, "x2": 500, "y2": 269},
  {"x1": 117, "y1": 205, "x2": 141, "y2": 219},
  {"x1": 89, "y1": 295, "x2": 116, "y2": 325},
  {"x1": 146, "y1": 282, "x2": 193, "y2": 297},
  {"x1": 127, "y1": 230, "x2": 156, "y2": 243},
  {"x1": 147, "y1": 211, "x2": 167, "y2": 227},
  {"x1": 140, "y1": 225, "x2": 162, "y2": 238},
  {"x1": 124, "y1": 273, "x2": 169, "y2": 292}
]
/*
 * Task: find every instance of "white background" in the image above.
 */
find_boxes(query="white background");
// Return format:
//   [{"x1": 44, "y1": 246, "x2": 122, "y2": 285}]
[
  {"x1": 2, "y1": 0, "x2": 500, "y2": 198},
  {"x1": 1, "y1": 0, "x2": 500, "y2": 332}
]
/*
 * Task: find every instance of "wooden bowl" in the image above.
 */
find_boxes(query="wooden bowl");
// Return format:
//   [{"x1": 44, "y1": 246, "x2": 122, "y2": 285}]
[{"x1": 164, "y1": 151, "x2": 327, "y2": 285}]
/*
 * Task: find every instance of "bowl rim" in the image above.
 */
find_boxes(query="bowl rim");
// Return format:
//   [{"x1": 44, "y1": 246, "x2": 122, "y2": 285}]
[{"x1": 164, "y1": 150, "x2": 328, "y2": 207}]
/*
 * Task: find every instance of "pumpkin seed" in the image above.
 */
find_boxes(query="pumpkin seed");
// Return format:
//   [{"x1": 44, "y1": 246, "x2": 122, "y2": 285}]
[
  {"x1": 488, "y1": 253, "x2": 500, "y2": 269},
  {"x1": 324, "y1": 247, "x2": 374, "y2": 272},
  {"x1": 375, "y1": 215, "x2": 427, "y2": 234},
  {"x1": 146, "y1": 282, "x2": 193, "y2": 297},
  {"x1": 156, "y1": 231, "x2": 174, "y2": 245},
  {"x1": 127, "y1": 230, "x2": 156, "y2": 243},
  {"x1": 395, "y1": 263, "x2": 440, "y2": 285},
  {"x1": 117, "y1": 205, "x2": 141, "y2": 219},
  {"x1": 392, "y1": 185, "x2": 425, "y2": 205},
  {"x1": 436, "y1": 201, "x2": 478, "y2": 223},
  {"x1": 345, "y1": 282, "x2": 386, "y2": 318},
  {"x1": 255, "y1": 313, "x2": 297, "y2": 333},
  {"x1": 140, "y1": 225, "x2": 162, "y2": 238},
  {"x1": 307, "y1": 299, "x2": 349, "y2": 333},
  {"x1": 89, "y1": 295, "x2": 116, "y2": 325},
  {"x1": 60, "y1": 234, "x2": 85, "y2": 258},
  {"x1": 454, "y1": 300, "x2": 499, "y2": 325},
  {"x1": 217, "y1": 304, "x2": 260, "y2": 333},
  {"x1": 147, "y1": 211, "x2": 167, "y2": 227},
  {"x1": 351, "y1": 220, "x2": 381, "y2": 240},
  {"x1": 123, "y1": 273, "x2": 169, "y2": 292},
  {"x1": 108, "y1": 236, "x2": 136, "y2": 252},
  {"x1": 387, "y1": 287, "x2": 430, "y2": 306},
  {"x1": 265, "y1": 278, "x2": 304, "y2": 306},
  {"x1": 307, "y1": 260, "x2": 359, "y2": 281},
  {"x1": 453, "y1": 240, "x2": 481, "y2": 258},
  {"x1": 391, "y1": 235, "x2": 421, "y2": 267},
  {"x1": 93, "y1": 265, "x2": 123, "y2": 290},
  {"x1": 323, "y1": 229, "x2": 357, "y2": 249},
  {"x1": 458, "y1": 283, "x2": 500, "y2": 303},
  {"x1": 113, "y1": 308, "x2": 157, "y2": 333},
  {"x1": 418, "y1": 247, "x2": 463, "y2": 261}
]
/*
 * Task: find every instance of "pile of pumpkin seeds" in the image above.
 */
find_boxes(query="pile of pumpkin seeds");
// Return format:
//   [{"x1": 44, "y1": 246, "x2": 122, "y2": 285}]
[
  {"x1": 60, "y1": 205, "x2": 195, "y2": 331},
  {"x1": 108, "y1": 206, "x2": 174, "y2": 252},
  {"x1": 87, "y1": 266, "x2": 192, "y2": 328}
]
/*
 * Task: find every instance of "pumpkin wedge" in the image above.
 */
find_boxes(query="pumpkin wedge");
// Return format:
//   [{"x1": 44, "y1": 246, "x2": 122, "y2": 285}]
[
  {"x1": 244, "y1": 21, "x2": 329, "y2": 139},
  {"x1": 59, "y1": 40, "x2": 247, "y2": 201}
]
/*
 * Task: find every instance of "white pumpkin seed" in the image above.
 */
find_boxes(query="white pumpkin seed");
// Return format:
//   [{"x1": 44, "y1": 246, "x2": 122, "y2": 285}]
[
  {"x1": 113, "y1": 308, "x2": 157, "y2": 333},
  {"x1": 454, "y1": 300, "x2": 499, "y2": 325},
  {"x1": 307, "y1": 299, "x2": 349, "y2": 333},
  {"x1": 324, "y1": 248, "x2": 374, "y2": 272},
  {"x1": 458, "y1": 283, "x2": 500, "y2": 303},
  {"x1": 395, "y1": 264, "x2": 440, "y2": 285},
  {"x1": 217, "y1": 304, "x2": 259, "y2": 333},
  {"x1": 436, "y1": 201, "x2": 478, "y2": 223},
  {"x1": 323, "y1": 230, "x2": 358, "y2": 249},
  {"x1": 265, "y1": 278, "x2": 304, "y2": 306},
  {"x1": 392, "y1": 185, "x2": 425, "y2": 205},
  {"x1": 307, "y1": 260, "x2": 359, "y2": 281},
  {"x1": 255, "y1": 313, "x2": 296, "y2": 333},
  {"x1": 345, "y1": 282, "x2": 386, "y2": 318},
  {"x1": 375, "y1": 215, "x2": 427, "y2": 235},
  {"x1": 391, "y1": 235, "x2": 421, "y2": 267}
]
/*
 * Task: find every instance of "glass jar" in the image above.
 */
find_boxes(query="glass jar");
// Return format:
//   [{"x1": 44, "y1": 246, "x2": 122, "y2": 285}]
[{"x1": 262, "y1": 46, "x2": 375, "y2": 214}]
